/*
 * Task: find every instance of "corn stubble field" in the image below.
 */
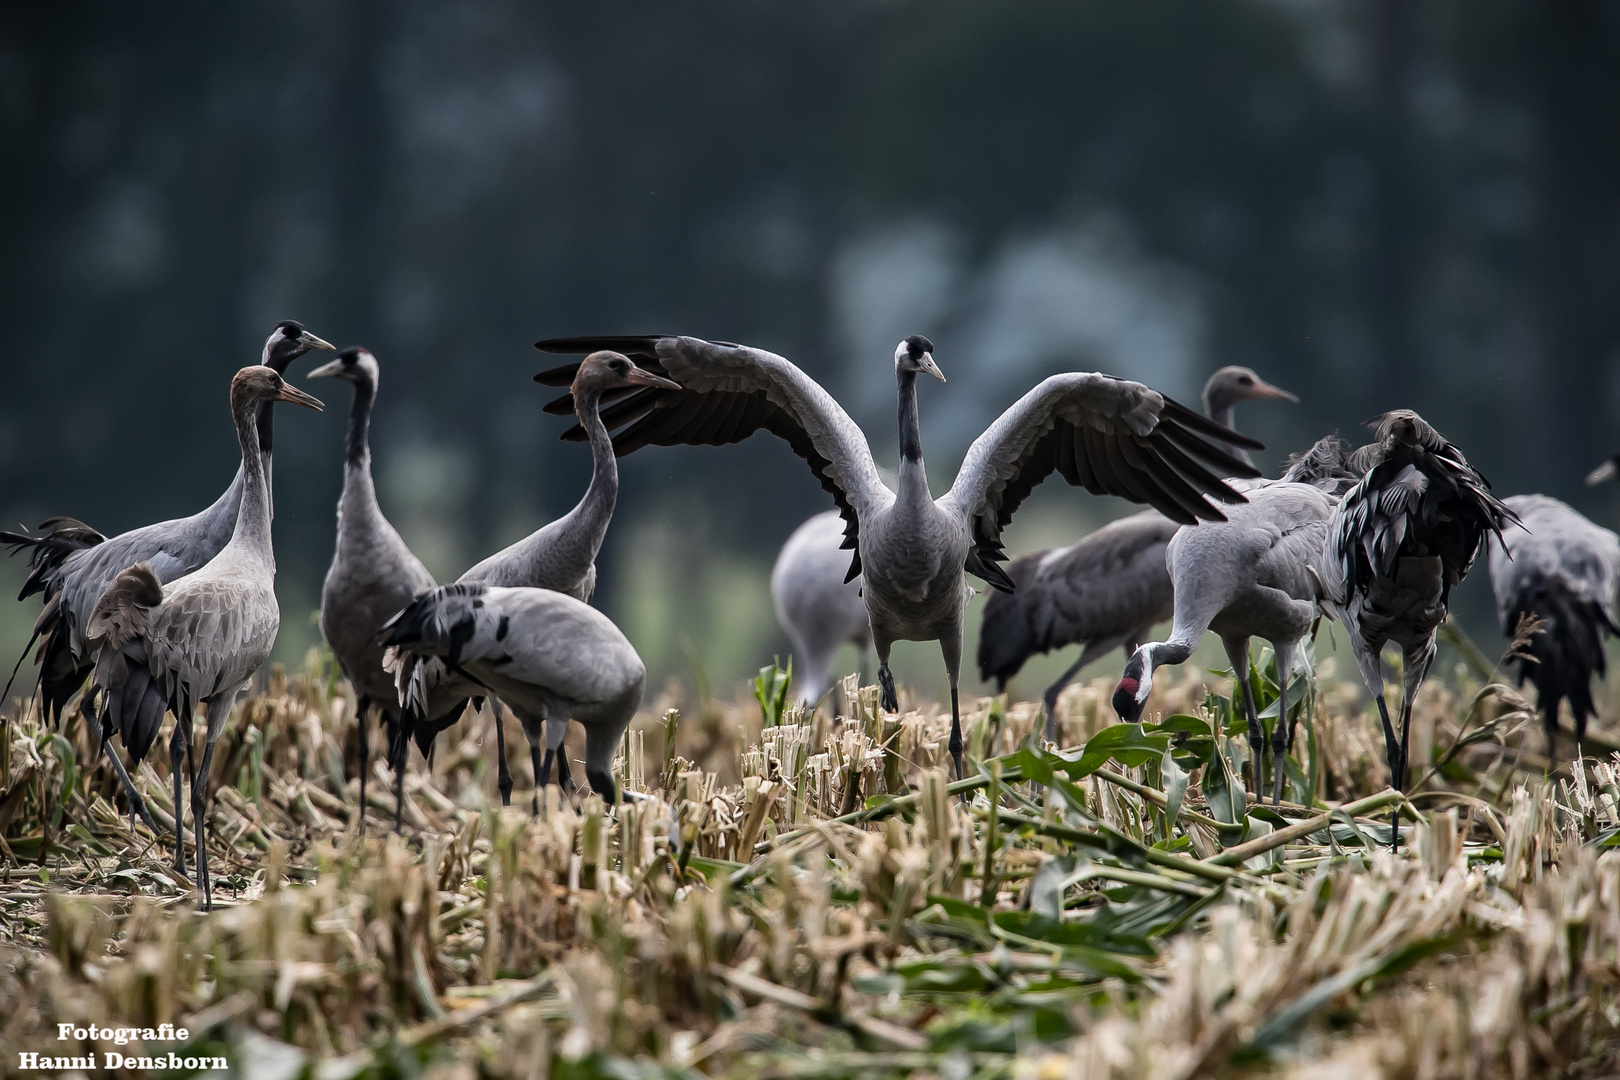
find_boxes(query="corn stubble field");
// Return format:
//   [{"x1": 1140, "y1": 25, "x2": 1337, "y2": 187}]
[{"x1": 3, "y1": 633, "x2": 1620, "y2": 1079}]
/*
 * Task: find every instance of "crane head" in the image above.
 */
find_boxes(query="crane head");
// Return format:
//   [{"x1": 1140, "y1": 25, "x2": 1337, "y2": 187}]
[
  {"x1": 894, "y1": 335, "x2": 944, "y2": 382},
  {"x1": 573, "y1": 351, "x2": 681, "y2": 394},
  {"x1": 263, "y1": 320, "x2": 335, "y2": 373}
]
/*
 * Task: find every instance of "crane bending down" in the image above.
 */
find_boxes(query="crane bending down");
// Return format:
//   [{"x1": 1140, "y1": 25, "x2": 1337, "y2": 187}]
[
  {"x1": 1488, "y1": 494, "x2": 1620, "y2": 772},
  {"x1": 382, "y1": 584, "x2": 646, "y2": 807},
  {"x1": 404, "y1": 352, "x2": 678, "y2": 805},
  {"x1": 978, "y1": 366, "x2": 1296, "y2": 735},
  {"x1": 771, "y1": 509, "x2": 872, "y2": 707},
  {"x1": 87, "y1": 366, "x2": 323, "y2": 909},
  {"x1": 1318, "y1": 411, "x2": 1515, "y2": 847},
  {"x1": 534, "y1": 334, "x2": 1264, "y2": 780},
  {"x1": 310, "y1": 347, "x2": 450, "y2": 831},
  {"x1": 1111, "y1": 438, "x2": 1355, "y2": 804}
]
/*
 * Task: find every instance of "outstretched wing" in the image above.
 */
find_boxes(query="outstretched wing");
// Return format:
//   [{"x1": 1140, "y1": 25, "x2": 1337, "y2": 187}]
[
  {"x1": 536, "y1": 335, "x2": 891, "y2": 581},
  {"x1": 941, "y1": 372, "x2": 1263, "y2": 589}
]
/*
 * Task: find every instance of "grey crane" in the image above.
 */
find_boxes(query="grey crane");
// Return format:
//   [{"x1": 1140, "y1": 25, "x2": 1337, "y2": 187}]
[
  {"x1": 534, "y1": 334, "x2": 1263, "y2": 780},
  {"x1": 977, "y1": 366, "x2": 1296, "y2": 735},
  {"x1": 3, "y1": 322, "x2": 333, "y2": 724},
  {"x1": 308, "y1": 347, "x2": 448, "y2": 832},
  {"x1": 86, "y1": 366, "x2": 323, "y2": 909},
  {"x1": 405, "y1": 352, "x2": 678, "y2": 804},
  {"x1": 1318, "y1": 411, "x2": 1515, "y2": 847},
  {"x1": 382, "y1": 583, "x2": 646, "y2": 808},
  {"x1": 1111, "y1": 438, "x2": 1355, "y2": 804},
  {"x1": 1, "y1": 321, "x2": 331, "y2": 828},
  {"x1": 1488, "y1": 494, "x2": 1620, "y2": 772},
  {"x1": 771, "y1": 509, "x2": 872, "y2": 707}
]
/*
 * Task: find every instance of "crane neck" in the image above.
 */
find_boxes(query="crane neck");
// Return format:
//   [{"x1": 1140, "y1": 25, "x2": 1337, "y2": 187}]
[
  {"x1": 345, "y1": 375, "x2": 376, "y2": 471},
  {"x1": 896, "y1": 369, "x2": 932, "y2": 503},
  {"x1": 571, "y1": 387, "x2": 619, "y2": 535},
  {"x1": 1200, "y1": 392, "x2": 1254, "y2": 471},
  {"x1": 228, "y1": 394, "x2": 275, "y2": 561}
]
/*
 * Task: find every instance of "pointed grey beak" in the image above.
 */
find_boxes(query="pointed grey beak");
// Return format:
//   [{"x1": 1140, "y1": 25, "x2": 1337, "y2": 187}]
[
  {"x1": 1249, "y1": 378, "x2": 1298, "y2": 403},
  {"x1": 919, "y1": 353, "x2": 946, "y2": 383},
  {"x1": 306, "y1": 357, "x2": 346, "y2": 380},
  {"x1": 623, "y1": 366, "x2": 682, "y2": 391},
  {"x1": 300, "y1": 331, "x2": 336, "y2": 352},
  {"x1": 277, "y1": 382, "x2": 324, "y2": 411}
]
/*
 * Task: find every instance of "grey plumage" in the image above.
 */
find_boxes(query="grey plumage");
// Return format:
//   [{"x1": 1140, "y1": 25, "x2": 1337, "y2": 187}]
[
  {"x1": 310, "y1": 348, "x2": 444, "y2": 831},
  {"x1": 403, "y1": 352, "x2": 678, "y2": 804},
  {"x1": 1113, "y1": 471, "x2": 1341, "y2": 805},
  {"x1": 88, "y1": 366, "x2": 324, "y2": 910},
  {"x1": 980, "y1": 510, "x2": 1177, "y2": 736},
  {"x1": 770, "y1": 510, "x2": 872, "y2": 707},
  {"x1": 382, "y1": 583, "x2": 645, "y2": 808},
  {"x1": 1489, "y1": 494, "x2": 1620, "y2": 770},
  {"x1": 976, "y1": 366, "x2": 1297, "y2": 736},
  {"x1": 1318, "y1": 410, "x2": 1516, "y2": 846},
  {"x1": 534, "y1": 333, "x2": 1264, "y2": 779},
  {"x1": 2, "y1": 321, "x2": 333, "y2": 726}
]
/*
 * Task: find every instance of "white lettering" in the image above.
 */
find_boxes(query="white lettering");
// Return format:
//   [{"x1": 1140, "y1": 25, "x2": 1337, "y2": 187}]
[
  {"x1": 56, "y1": 1023, "x2": 72, "y2": 1039},
  {"x1": 18, "y1": 1052, "x2": 36, "y2": 1068}
]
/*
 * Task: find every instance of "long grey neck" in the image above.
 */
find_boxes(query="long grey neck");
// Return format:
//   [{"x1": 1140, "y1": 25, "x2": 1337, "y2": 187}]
[
  {"x1": 1201, "y1": 391, "x2": 1254, "y2": 470},
  {"x1": 565, "y1": 387, "x2": 618, "y2": 553},
  {"x1": 227, "y1": 398, "x2": 275, "y2": 562},
  {"x1": 896, "y1": 370, "x2": 932, "y2": 505},
  {"x1": 339, "y1": 377, "x2": 381, "y2": 525}
]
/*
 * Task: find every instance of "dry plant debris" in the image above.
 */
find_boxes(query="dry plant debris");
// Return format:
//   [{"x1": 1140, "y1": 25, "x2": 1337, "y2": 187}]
[{"x1": 2, "y1": 642, "x2": 1620, "y2": 1079}]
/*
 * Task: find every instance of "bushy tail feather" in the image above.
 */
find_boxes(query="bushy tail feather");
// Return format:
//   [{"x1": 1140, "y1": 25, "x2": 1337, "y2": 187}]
[
  {"x1": 0, "y1": 517, "x2": 105, "y2": 601},
  {"x1": 976, "y1": 556, "x2": 1042, "y2": 686},
  {"x1": 1510, "y1": 575, "x2": 1617, "y2": 743}
]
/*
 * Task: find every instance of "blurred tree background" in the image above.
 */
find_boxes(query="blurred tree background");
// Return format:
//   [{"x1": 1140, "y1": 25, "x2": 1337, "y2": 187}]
[{"x1": 1, "y1": 1, "x2": 1617, "y2": 704}]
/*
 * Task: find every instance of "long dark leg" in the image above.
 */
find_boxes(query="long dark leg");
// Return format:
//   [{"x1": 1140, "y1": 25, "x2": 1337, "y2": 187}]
[
  {"x1": 1269, "y1": 641, "x2": 1295, "y2": 807},
  {"x1": 529, "y1": 737, "x2": 544, "y2": 817},
  {"x1": 392, "y1": 709, "x2": 413, "y2": 833},
  {"x1": 355, "y1": 697, "x2": 370, "y2": 835},
  {"x1": 1223, "y1": 637, "x2": 1262, "y2": 797},
  {"x1": 183, "y1": 726, "x2": 198, "y2": 894},
  {"x1": 491, "y1": 698, "x2": 512, "y2": 805},
  {"x1": 941, "y1": 633, "x2": 965, "y2": 781},
  {"x1": 81, "y1": 701, "x2": 157, "y2": 833},
  {"x1": 169, "y1": 724, "x2": 188, "y2": 877},
  {"x1": 193, "y1": 738, "x2": 218, "y2": 911},
  {"x1": 1042, "y1": 654, "x2": 1089, "y2": 746},
  {"x1": 1372, "y1": 693, "x2": 1402, "y2": 852}
]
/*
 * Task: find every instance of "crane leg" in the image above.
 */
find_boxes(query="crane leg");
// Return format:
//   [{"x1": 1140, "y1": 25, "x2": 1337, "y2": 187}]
[
  {"x1": 877, "y1": 665, "x2": 897, "y2": 713},
  {"x1": 81, "y1": 700, "x2": 157, "y2": 834},
  {"x1": 548, "y1": 716, "x2": 575, "y2": 795},
  {"x1": 940, "y1": 633, "x2": 965, "y2": 781},
  {"x1": 529, "y1": 738, "x2": 544, "y2": 817},
  {"x1": 391, "y1": 712, "x2": 410, "y2": 834},
  {"x1": 1269, "y1": 641, "x2": 1295, "y2": 807},
  {"x1": 355, "y1": 697, "x2": 370, "y2": 835},
  {"x1": 490, "y1": 698, "x2": 513, "y2": 806},
  {"x1": 193, "y1": 737, "x2": 218, "y2": 911},
  {"x1": 169, "y1": 723, "x2": 188, "y2": 879},
  {"x1": 1372, "y1": 693, "x2": 1402, "y2": 852},
  {"x1": 1223, "y1": 637, "x2": 1264, "y2": 797}
]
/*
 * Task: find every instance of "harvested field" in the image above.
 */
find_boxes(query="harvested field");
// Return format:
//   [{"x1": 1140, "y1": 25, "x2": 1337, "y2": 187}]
[{"x1": 3, "y1": 638, "x2": 1620, "y2": 1078}]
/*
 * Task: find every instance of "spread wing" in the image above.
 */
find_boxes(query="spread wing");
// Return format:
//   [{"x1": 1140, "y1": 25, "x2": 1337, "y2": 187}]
[
  {"x1": 940, "y1": 372, "x2": 1263, "y2": 589},
  {"x1": 536, "y1": 335, "x2": 891, "y2": 581}
]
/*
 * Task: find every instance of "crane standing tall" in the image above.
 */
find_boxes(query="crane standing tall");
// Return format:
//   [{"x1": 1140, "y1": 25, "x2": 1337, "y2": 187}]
[
  {"x1": 534, "y1": 334, "x2": 1263, "y2": 779},
  {"x1": 87, "y1": 366, "x2": 323, "y2": 909}
]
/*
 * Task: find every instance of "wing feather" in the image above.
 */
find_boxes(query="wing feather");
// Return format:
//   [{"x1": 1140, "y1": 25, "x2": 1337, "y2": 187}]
[{"x1": 942, "y1": 372, "x2": 1263, "y2": 586}]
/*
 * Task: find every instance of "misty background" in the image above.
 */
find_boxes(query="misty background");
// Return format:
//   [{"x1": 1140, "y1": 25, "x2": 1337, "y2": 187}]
[{"x1": 2, "y1": 1, "x2": 1618, "y2": 707}]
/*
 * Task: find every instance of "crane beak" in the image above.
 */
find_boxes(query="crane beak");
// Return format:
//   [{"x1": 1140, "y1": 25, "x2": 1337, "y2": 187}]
[
  {"x1": 277, "y1": 383, "x2": 324, "y2": 411},
  {"x1": 1249, "y1": 378, "x2": 1298, "y2": 403},
  {"x1": 305, "y1": 357, "x2": 346, "y2": 380},
  {"x1": 919, "y1": 353, "x2": 946, "y2": 383},
  {"x1": 623, "y1": 366, "x2": 682, "y2": 391},
  {"x1": 299, "y1": 331, "x2": 336, "y2": 352}
]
